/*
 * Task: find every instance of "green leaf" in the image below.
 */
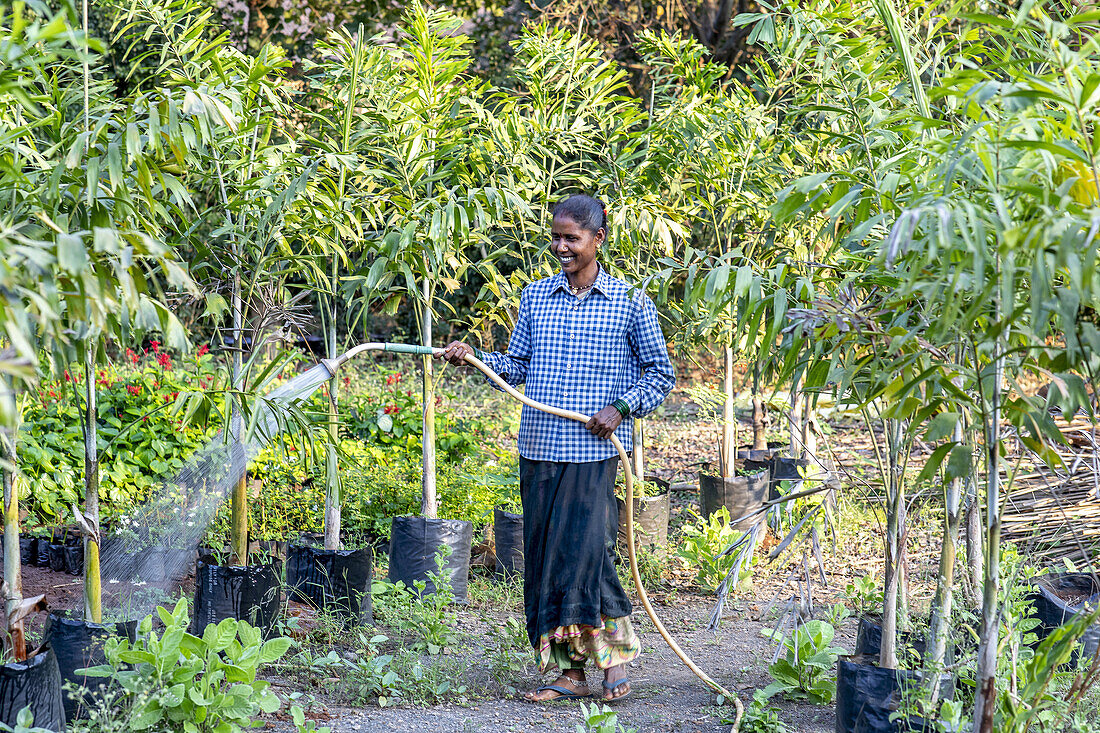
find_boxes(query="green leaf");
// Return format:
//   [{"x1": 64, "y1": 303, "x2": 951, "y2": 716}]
[
  {"x1": 57, "y1": 233, "x2": 88, "y2": 274},
  {"x1": 258, "y1": 636, "x2": 292, "y2": 664}
]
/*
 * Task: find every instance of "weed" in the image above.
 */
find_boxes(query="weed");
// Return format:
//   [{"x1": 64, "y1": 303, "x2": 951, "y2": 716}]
[
  {"x1": 0, "y1": 708, "x2": 52, "y2": 733},
  {"x1": 290, "y1": 704, "x2": 332, "y2": 733},
  {"x1": 726, "y1": 691, "x2": 789, "y2": 733},
  {"x1": 761, "y1": 620, "x2": 845, "y2": 704},
  {"x1": 576, "y1": 701, "x2": 637, "y2": 733},
  {"x1": 843, "y1": 574, "x2": 882, "y2": 618},
  {"x1": 295, "y1": 632, "x2": 468, "y2": 707},
  {"x1": 824, "y1": 602, "x2": 852, "y2": 628},
  {"x1": 468, "y1": 572, "x2": 523, "y2": 611},
  {"x1": 372, "y1": 546, "x2": 459, "y2": 653},
  {"x1": 484, "y1": 615, "x2": 532, "y2": 693}
]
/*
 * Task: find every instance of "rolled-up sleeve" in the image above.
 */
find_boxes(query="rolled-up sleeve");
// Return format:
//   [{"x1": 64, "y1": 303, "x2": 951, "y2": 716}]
[
  {"x1": 618, "y1": 294, "x2": 675, "y2": 417},
  {"x1": 478, "y1": 288, "x2": 531, "y2": 389}
]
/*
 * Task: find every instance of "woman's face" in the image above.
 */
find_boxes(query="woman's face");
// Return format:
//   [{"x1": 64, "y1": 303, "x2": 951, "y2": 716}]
[{"x1": 550, "y1": 214, "x2": 603, "y2": 278}]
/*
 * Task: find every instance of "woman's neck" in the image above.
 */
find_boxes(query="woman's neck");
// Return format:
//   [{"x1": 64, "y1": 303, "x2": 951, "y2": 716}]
[{"x1": 566, "y1": 262, "x2": 600, "y2": 290}]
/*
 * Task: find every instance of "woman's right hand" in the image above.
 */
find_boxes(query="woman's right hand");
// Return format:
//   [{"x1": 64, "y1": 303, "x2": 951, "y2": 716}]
[{"x1": 437, "y1": 341, "x2": 476, "y2": 367}]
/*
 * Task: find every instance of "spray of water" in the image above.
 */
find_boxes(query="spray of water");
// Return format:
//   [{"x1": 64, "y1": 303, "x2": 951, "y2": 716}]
[{"x1": 98, "y1": 362, "x2": 335, "y2": 618}]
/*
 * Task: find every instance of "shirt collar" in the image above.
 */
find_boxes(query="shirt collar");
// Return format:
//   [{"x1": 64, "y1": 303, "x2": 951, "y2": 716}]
[{"x1": 552, "y1": 263, "x2": 613, "y2": 299}]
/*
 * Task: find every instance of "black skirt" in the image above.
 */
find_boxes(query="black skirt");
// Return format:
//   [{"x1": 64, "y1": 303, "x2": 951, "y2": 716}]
[{"x1": 520, "y1": 456, "x2": 633, "y2": 647}]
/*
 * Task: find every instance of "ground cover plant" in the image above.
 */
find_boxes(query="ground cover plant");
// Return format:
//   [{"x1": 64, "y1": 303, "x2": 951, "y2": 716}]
[{"x1": 1, "y1": 0, "x2": 1100, "y2": 731}]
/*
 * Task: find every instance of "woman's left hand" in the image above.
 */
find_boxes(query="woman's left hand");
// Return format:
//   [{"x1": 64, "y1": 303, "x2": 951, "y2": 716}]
[{"x1": 586, "y1": 405, "x2": 624, "y2": 439}]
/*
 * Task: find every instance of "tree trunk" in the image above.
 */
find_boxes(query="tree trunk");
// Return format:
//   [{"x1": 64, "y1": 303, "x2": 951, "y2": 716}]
[
  {"x1": 926, "y1": 420, "x2": 965, "y2": 703},
  {"x1": 965, "y1": 480, "x2": 983, "y2": 611},
  {"x1": 324, "y1": 256, "x2": 341, "y2": 550},
  {"x1": 879, "y1": 418, "x2": 905, "y2": 670},
  {"x1": 421, "y1": 280, "x2": 438, "y2": 518},
  {"x1": 752, "y1": 362, "x2": 766, "y2": 451},
  {"x1": 722, "y1": 346, "x2": 736, "y2": 478},
  {"x1": 1, "y1": 391, "x2": 24, "y2": 660},
  {"x1": 83, "y1": 347, "x2": 102, "y2": 622},
  {"x1": 789, "y1": 371, "x2": 803, "y2": 459},
  {"x1": 973, "y1": 357, "x2": 1003, "y2": 733},
  {"x1": 229, "y1": 247, "x2": 248, "y2": 566}
]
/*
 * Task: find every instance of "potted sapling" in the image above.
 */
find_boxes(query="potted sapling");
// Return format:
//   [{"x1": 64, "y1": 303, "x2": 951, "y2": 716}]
[
  {"x1": 686, "y1": 384, "x2": 769, "y2": 529},
  {"x1": 345, "y1": 6, "x2": 527, "y2": 605}
]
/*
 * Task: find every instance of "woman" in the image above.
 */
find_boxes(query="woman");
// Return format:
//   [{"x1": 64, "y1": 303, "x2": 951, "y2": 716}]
[{"x1": 438, "y1": 194, "x2": 675, "y2": 703}]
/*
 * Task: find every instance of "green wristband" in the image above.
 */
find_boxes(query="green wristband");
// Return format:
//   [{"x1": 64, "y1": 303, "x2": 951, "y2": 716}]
[
  {"x1": 473, "y1": 347, "x2": 485, "y2": 360},
  {"x1": 612, "y1": 399, "x2": 631, "y2": 419}
]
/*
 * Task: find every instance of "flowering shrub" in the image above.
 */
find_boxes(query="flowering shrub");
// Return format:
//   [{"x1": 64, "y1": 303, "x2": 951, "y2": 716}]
[
  {"x1": 334, "y1": 368, "x2": 483, "y2": 462},
  {"x1": 17, "y1": 347, "x2": 221, "y2": 522}
]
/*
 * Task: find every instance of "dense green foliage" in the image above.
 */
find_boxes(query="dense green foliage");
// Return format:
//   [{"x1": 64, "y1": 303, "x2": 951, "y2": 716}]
[
  {"x1": 3, "y1": 0, "x2": 1100, "y2": 726},
  {"x1": 82, "y1": 599, "x2": 291, "y2": 732}
]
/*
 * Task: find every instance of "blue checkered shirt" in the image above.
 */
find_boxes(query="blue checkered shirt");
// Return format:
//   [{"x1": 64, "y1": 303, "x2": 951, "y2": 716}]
[{"x1": 479, "y1": 266, "x2": 676, "y2": 463}]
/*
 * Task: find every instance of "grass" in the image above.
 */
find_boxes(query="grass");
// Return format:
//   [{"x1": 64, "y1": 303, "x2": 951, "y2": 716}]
[{"x1": 467, "y1": 572, "x2": 523, "y2": 612}]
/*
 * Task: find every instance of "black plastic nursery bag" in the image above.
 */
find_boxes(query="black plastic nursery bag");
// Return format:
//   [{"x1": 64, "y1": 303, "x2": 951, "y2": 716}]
[
  {"x1": 191, "y1": 557, "x2": 282, "y2": 638},
  {"x1": 493, "y1": 508, "x2": 524, "y2": 580},
  {"x1": 0, "y1": 648, "x2": 66, "y2": 732},
  {"x1": 287, "y1": 544, "x2": 374, "y2": 624},
  {"x1": 44, "y1": 612, "x2": 138, "y2": 721},
  {"x1": 388, "y1": 517, "x2": 473, "y2": 603}
]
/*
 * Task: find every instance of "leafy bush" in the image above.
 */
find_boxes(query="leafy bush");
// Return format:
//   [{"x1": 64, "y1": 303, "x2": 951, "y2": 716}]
[
  {"x1": 675, "y1": 507, "x2": 747, "y2": 591},
  {"x1": 82, "y1": 599, "x2": 291, "y2": 732},
  {"x1": 761, "y1": 620, "x2": 845, "y2": 704},
  {"x1": 318, "y1": 366, "x2": 487, "y2": 463},
  {"x1": 18, "y1": 347, "x2": 219, "y2": 521}
]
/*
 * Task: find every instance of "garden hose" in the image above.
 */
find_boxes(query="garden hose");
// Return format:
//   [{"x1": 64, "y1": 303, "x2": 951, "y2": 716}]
[{"x1": 326, "y1": 343, "x2": 743, "y2": 730}]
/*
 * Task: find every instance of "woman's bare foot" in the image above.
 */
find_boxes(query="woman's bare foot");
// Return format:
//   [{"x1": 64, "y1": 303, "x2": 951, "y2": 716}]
[
  {"x1": 602, "y1": 663, "x2": 631, "y2": 701},
  {"x1": 523, "y1": 669, "x2": 590, "y2": 702}
]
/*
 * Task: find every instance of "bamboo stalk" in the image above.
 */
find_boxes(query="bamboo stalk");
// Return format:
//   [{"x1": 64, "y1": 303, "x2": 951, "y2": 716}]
[
  {"x1": 926, "y1": 418, "x2": 965, "y2": 704},
  {"x1": 324, "y1": 252, "x2": 341, "y2": 550},
  {"x1": 229, "y1": 209, "x2": 248, "y2": 566},
  {"x1": 879, "y1": 417, "x2": 904, "y2": 670},
  {"x1": 752, "y1": 362, "x2": 766, "y2": 451},
  {"x1": 1, "y1": 388, "x2": 24, "y2": 660},
  {"x1": 421, "y1": 280, "x2": 437, "y2": 518},
  {"x1": 723, "y1": 346, "x2": 735, "y2": 478},
  {"x1": 974, "y1": 310, "x2": 1005, "y2": 733},
  {"x1": 83, "y1": 347, "x2": 101, "y2": 622},
  {"x1": 632, "y1": 419, "x2": 644, "y2": 481}
]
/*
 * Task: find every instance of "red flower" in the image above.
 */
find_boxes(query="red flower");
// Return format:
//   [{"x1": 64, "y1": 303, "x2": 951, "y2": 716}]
[
  {"x1": 435, "y1": 395, "x2": 443, "y2": 407},
  {"x1": 150, "y1": 340, "x2": 160, "y2": 353},
  {"x1": 384, "y1": 404, "x2": 399, "y2": 415},
  {"x1": 157, "y1": 352, "x2": 172, "y2": 370},
  {"x1": 142, "y1": 415, "x2": 149, "y2": 422},
  {"x1": 126, "y1": 349, "x2": 139, "y2": 364},
  {"x1": 63, "y1": 370, "x2": 72, "y2": 382},
  {"x1": 343, "y1": 376, "x2": 351, "y2": 388},
  {"x1": 386, "y1": 374, "x2": 397, "y2": 386},
  {"x1": 197, "y1": 344, "x2": 209, "y2": 356},
  {"x1": 128, "y1": 385, "x2": 141, "y2": 396},
  {"x1": 47, "y1": 390, "x2": 56, "y2": 398}
]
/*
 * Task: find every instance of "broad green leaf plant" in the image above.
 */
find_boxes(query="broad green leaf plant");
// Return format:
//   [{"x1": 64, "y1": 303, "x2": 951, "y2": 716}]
[{"x1": 83, "y1": 598, "x2": 292, "y2": 732}]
